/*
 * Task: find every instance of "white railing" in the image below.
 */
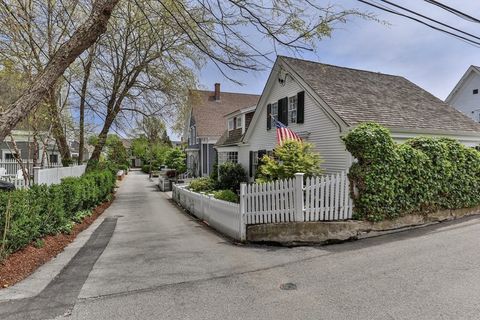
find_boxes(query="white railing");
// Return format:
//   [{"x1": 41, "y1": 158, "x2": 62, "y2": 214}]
[
  {"x1": 33, "y1": 165, "x2": 86, "y2": 186},
  {"x1": 173, "y1": 185, "x2": 242, "y2": 239},
  {"x1": 172, "y1": 171, "x2": 353, "y2": 241}
]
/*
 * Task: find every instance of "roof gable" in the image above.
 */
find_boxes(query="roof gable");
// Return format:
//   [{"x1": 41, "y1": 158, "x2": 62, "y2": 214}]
[
  {"x1": 280, "y1": 56, "x2": 480, "y2": 133},
  {"x1": 189, "y1": 90, "x2": 259, "y2": 138},
  {"x1": 446, "y1": 65, "x2": 480, "y2": 103}
]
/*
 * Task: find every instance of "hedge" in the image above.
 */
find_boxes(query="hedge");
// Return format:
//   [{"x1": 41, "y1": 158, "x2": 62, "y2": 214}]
[
  {"x1": 342, "y1": 122, "x2": 480, "y2": 222},
  {"x1": 0, "y1": 169, "x2": 116, "y2": 257}
]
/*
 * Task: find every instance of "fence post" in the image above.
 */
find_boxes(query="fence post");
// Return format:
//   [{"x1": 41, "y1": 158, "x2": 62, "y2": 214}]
[
  {"x1": 33, "y1": 166, "x2": 40, "y2": 185},
  {"x1": 294, "y1": 173, "x2": 305, "y2": 222},
  {"x1": 239, "y1": 183, "x2": 247, "y2": 241}
]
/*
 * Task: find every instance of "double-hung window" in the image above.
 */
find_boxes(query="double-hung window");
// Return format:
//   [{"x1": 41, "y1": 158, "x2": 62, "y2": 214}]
[
  {"x1": 288, "y1": 96, "x2": 297, "y2": 123},
  {"x1": 228, "y1": 118, "x2": 235, "y2": 131},
  {"x1": 271, "y1": 102, "x2": 278, "y2": 120},
  {"x1": 236, "y1": 116, "x2": 242, "y2": 129}
]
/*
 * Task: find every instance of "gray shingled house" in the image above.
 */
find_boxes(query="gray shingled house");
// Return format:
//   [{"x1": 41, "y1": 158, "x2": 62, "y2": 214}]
[
  {"x1": 183, "y1": 84, "x2": 259, "y2": 177},
  {"x1": 217, "y1": 56, "x2": 480, "y2": 180}
]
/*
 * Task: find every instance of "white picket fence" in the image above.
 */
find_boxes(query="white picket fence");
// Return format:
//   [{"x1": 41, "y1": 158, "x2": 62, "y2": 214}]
[
  {"x1": 173, "y1": 171, "x2": 353, "y2": 241},
  {"x1": 34, "y1": 165, "x2": 87, "y2": 186},
  {"x1": 0, "y1": 159, "x2": 61, "y2": 176}
]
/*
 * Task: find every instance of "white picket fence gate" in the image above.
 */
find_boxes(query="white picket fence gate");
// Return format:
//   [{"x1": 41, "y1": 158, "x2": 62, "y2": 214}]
[{"x1": 173, "y1": 171, "x2": 353, "y2": 241}]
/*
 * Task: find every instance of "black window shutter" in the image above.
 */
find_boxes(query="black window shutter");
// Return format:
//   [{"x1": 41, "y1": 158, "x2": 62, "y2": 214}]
[
  {"x1": 278, "y1": 97, "x2": 288, "y2": 125},
  {"x1": 249, "y1": 151, "x2": 253, "y2": 177},
  {"x1": 297, "y1": 91, "x2": 305, "y2": 124},
  {"x1": 266, "y1": 104, "x2": 272, "y2": 130}
]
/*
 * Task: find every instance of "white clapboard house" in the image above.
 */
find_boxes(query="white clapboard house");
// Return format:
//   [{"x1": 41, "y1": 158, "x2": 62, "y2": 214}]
[
  {"x1": 446, "y1": 65, "x2": 480, "y2": 123},
  {"x1": 216, "y1": 56, "x2": 480, "y2": 181}
]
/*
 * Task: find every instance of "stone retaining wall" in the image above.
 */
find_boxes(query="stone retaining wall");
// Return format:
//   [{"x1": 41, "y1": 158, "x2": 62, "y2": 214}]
[{"x1": 247, "y1": 205, "x2": 480, "y2": 245}]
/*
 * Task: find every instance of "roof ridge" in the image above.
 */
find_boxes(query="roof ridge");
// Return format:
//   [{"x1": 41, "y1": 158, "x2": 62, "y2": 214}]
[
  {"x1": 191, "y1": 89, "x2": 260, "y2": 96},
  {"x1": 279, "y1": 55, "x2": 404, "y2": 79}
]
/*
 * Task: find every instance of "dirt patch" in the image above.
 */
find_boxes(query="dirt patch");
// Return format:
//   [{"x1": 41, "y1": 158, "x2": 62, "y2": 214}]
[{"x1": 0, "y1": 196, "x2": 114, "y2": 289}]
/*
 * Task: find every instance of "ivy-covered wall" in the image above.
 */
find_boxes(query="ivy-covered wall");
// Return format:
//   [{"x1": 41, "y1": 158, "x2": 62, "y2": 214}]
[{"x1": 342, "y1": 123, "x2": 480, "y2": 222}]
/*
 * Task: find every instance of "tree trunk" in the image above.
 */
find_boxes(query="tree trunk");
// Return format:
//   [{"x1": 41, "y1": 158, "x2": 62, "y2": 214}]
[
  {"x1": 87, "y1": 111, "x2": 117, "y2": 168},
  {"x1": 0, "y1": 0, "x2": 120, "y2": 142},
  {"x1": 47, "y1": 87, "x2": 72, "y2": 165},
  {"x1": 78, "y1": 46, "x2": 96, "y2": 164}
]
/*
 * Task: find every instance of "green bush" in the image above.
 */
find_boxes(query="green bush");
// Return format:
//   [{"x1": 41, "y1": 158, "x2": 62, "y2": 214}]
[
  {"x1": 188, "y1": 177, "x2": 216, "y2": 193},
  {"x1": 218, "y1": 162, "x2": 247, "y2": 192},
  {"x1": 141, "y1": 164, "x2": 150, "y2": 174},
  {"x1": 342, "y1": 122, "x2": 480, "y2": 222},
  {"x1": 256, "y1": 140, "x2": 323, "y2": 182},
  {"x1": 0, "y1": 169, "x2": 116, "y2": 257},
  {"x1": 213, "y1": 189, "x2": 238, "y2": 203}
]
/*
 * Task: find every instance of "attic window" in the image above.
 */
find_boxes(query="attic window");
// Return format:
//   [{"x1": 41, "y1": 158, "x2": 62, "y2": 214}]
[
  {"x1": 228, "y1": 118, "x2": 234, "y2": 131},
  {"x1": 474, "y1": 89, "x2": 479, "y2": 95}
]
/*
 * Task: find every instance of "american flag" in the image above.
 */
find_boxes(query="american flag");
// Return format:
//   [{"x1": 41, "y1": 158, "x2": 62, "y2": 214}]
[{"x1": 272, "y1": 117, "x2": 302, "y2": 145}]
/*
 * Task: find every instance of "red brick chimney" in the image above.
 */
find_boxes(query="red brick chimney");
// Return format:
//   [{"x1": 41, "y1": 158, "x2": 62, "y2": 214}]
[{"x1": 214, "y1": 83, "x2": 221, "y2": 101}]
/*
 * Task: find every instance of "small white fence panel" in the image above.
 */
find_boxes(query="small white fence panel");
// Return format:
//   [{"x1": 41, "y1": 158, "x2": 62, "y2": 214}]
[
  {"x1": 173, "y1": 185, "x2": 242, "y2": 240},
  {"x1": 34, "y1": 165, "x2": 87, "y2": 186},
  {"x1": 0, "y1": 159, "x2": 62, "y2": 176},
  {"x1": 244, "y1": 179, "x2": 297, "y2": 224},
  {"x1": 304, "y1": 171, "x2": 352, "y2": 221}
]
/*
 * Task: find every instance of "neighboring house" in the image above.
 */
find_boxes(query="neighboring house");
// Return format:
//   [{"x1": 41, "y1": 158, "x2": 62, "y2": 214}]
[
  {"x1": 445, "y1": 65, "x2": 480, "y2": 122},
  {"x1": 69, "y1": 140, "x2": 90, "y2": 163},
  {"x1": 184, "y1": 83, "x2": 259, "y2": 177},
  {"x1": 224, "y1": 56, "x2": 480, "y2": 181},
  {"x1": 0, "y1": 129, "x2": 61, "y2": 164}
]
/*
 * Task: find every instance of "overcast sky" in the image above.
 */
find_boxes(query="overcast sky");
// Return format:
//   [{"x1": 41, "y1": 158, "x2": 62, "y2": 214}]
[{"x1": 197, "y1": 0, "x2": 480, "y2": 100}]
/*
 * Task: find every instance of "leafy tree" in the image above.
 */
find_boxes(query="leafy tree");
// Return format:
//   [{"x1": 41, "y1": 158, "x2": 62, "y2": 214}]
[
  {"x1": 101, "y1": 134, "x2": 129, "y2": 167},
  {"x1": 256, "y1": 140, "x2": 323, "y2": 182},
  {"x1": 165, "y1": 148, "x2": 186, "y2": 175}
]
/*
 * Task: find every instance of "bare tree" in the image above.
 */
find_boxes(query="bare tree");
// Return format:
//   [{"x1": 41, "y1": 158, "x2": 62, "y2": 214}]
[{"x1": 0, "y1": 0, "x2": 120, "y2": 143}]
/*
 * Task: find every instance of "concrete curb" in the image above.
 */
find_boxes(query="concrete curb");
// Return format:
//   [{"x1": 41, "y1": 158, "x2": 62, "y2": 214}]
[{"x1": 0, "y1": 211, "x2": 109, "y2": 301}]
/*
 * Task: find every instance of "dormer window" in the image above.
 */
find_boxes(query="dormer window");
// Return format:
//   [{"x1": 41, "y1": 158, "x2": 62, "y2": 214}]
[
  {"x1": 236, "y1": 116, "x2": 242, "y2": 129},
  {"x1": 474, "y1": 89, "x2": 479, "y2": 95},
  {"x1": 228, "y1": 118, "x2": 235, "y2": 131}
]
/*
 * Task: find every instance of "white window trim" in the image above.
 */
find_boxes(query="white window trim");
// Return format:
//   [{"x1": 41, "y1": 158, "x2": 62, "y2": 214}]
[
  {"x1": 236, "y1": 116, "x2": 243, "y2": 129},
  {"x1": 228, "y1": 118, "x2": 235, "y2": 131},
  {"x1": 288, "y1": 95, "x2": 297, "y2": 124},
  {"x1": 271, "y1": 102, "x2": 278, "y2": 121}
]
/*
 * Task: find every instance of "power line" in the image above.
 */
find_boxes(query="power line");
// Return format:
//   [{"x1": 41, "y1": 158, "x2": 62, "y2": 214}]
[
  {"x1": 377, "y1": 0, "x2": 480, "y2": 42},
  {"x1": 358, "y1": 0, "x2": 480, "y2": 48},
  {"x1": 423, "y1": 0, "x2": 480, "y2": 24}
]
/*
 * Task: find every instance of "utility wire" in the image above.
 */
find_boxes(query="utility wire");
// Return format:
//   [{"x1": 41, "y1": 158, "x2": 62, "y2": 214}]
[
  {"x1": 358, "y1": 0, "x2": 480, "y2": 48},
  {"x1": 378, "y1": 0, "x2": 480, "y2": 42},
  {"x1": 423, "y1": 0, "x2": 480, "y2": 24}
]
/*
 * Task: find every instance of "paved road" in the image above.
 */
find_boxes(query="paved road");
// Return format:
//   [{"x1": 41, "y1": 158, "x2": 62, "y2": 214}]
[{"x1": 2, "y1": 171, "x2": 480, "y2": 319}]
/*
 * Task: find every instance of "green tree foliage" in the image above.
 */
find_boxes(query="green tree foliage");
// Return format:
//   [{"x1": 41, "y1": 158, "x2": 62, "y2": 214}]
[
  {"x1": 165, "y1": 148, "x2": 186, "y2": 174},
  {"x1": 105, "y1": 135, "x2": 129, "y2": 167},
  {"x1": 218, "y1": 162, "x2": 248, "y2": 192},
  {"x1": 342, "y1": 122, "x2": 480, "y2": 222},
  {"x1": 256, "y1": 140, "x2": 323, "y2": 182}
]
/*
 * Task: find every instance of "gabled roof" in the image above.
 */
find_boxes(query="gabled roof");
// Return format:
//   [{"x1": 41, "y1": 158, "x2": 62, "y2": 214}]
[
  {"x1": 189, "y1": 90, "x2": 259, "y2": 137},
  {"x1": 445, "y1": 65, "x2": 480, "y2": 103},
  {"x1": 280, "y1": 56, "x2": 480, "y2": 133}
]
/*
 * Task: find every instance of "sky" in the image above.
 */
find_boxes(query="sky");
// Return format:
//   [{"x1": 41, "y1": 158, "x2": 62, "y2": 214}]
[{"x1": 196, "y1": 0, "x2": 480, "y2": 101}]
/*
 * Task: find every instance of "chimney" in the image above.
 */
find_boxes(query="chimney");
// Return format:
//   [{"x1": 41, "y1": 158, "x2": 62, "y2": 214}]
[{"x1": 214, "y1": 83, "x2": 221, "y2": 101}]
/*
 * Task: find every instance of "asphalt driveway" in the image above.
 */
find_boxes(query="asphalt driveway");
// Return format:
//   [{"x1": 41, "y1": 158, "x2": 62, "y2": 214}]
[{"x1": 2, "y1": 170, "x2": 480, "y2": 319}]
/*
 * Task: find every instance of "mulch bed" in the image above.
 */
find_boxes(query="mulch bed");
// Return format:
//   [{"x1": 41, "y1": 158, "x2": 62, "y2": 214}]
[{"x1": 0, "y1": 196, "x2": 114, "y2": 289}]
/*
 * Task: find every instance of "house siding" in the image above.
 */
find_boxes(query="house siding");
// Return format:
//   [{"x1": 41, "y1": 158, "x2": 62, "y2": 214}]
[
  {"x1": 449, "y1": 72, "x2": 480, "y2": 122},
  {"x1": 242, "y1": 72, "x2": 349, "y2": 175}
]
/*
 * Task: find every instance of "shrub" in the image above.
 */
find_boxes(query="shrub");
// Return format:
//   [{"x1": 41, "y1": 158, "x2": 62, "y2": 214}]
[
  {"x1": 188, "y1": 177, "x2": 215, "y2": 193},
  {"x1": 218, "y1": 162, "x2": 247, "y2": 192},
  {"x1": 342, "y1": 122, "x2": 480, "y2": 222},
  {"x1": 213, "y1": 190, "x2": 238, "y2": 203},
  {"x1": 256, "y1": 140, "x2": 323, "y2": 182},
  {"x1": 141, "y1": 164, "x2": 151, "y2": 174},
  {"x1": 0, "y1": 169, "x2": 116, "y2": 258}
]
